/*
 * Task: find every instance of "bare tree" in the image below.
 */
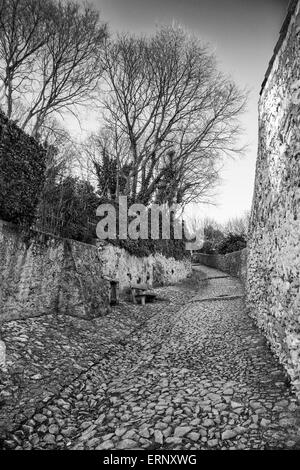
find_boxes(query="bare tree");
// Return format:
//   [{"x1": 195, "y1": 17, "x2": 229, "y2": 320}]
[
  {"x1": 98, "y1": 26, "x2": 246, "y2": 206},
  {"x1": 0, "y1": 0, "x2": 50, "y2": 119},
  {"x1": 188, "y1": 215, "x2": 221, "y2": 235},
  {"x1": 223, "y1": 211, "x2": 250, "y2": 237},
  {"x1": 0, "y1": 0, "x2": 107, "y2": 138},
  {"x1": 187, "y1": 211, "x2": 250, "y2": 251}
]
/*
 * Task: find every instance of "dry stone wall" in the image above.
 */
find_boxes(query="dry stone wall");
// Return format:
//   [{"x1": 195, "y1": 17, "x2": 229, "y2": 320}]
[
  {"x1": 193, "y1": 249, "x2": 247, "y2": 284},
  {"x1": 247, "y1": 1, "x2": 300, "y2": 396},
  {"x1": 0, "y1": 221, "x2": 192, "y2": 322},
  {"x1": 98, "y1": 242, "x2": 192, "y2": 292},
  {"x1": 0, "y1": 220, "x2": 110, "y2": 322}
]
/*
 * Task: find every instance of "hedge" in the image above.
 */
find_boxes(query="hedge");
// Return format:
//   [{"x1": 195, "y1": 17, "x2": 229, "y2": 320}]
[
  {"x1": 109, "y1": 237, "x2": 189, "y2": 261},
  {"x1": 0, "y1": 111, "x2": 46, "y2": 227}
]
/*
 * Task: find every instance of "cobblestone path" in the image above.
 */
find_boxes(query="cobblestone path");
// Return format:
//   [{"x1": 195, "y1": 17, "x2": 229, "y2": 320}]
[{"x1": 2, "y1": 266, "x2": 300, "y2": 450}]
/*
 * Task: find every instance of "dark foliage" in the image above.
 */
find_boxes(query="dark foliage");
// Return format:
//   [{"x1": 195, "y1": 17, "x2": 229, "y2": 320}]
[
  {"x1": 36, "y1": 176, "x2": 189, "y2": 259},
  {"x1": 35, "y1": 176, "x2": 100, "y2": 244},
  {"x1": 217, "y1": 233, "x2": 247, "y2": 254},
  {"x1": 98, "y1": 205, "x2": 189, "y2": 260},
  {"x1": 0, "y1": 110, "x2": 46, "y2": 227},
  {"x1": 198, "y1": 225, "x2": 225, "y2": 254},
  {"x1": 198, "y1": 240, "x2": 215, "y2": 255},
  {"x1": 110, "y1": 237, "x2": 188, "y2": 261},
  {"x1": 93, "y1": 150, "x2": 132, "y2": 201}
]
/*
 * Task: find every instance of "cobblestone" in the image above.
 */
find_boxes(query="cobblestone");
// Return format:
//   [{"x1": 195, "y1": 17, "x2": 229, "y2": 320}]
[{"x1": 1, "y1": 266, "x2": 300, "y2": 450}]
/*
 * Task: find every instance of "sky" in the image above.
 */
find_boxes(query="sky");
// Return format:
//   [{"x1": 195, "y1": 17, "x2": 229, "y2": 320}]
[{"x1": 77, "y1": 0, "x2": 289, "y2": 224}]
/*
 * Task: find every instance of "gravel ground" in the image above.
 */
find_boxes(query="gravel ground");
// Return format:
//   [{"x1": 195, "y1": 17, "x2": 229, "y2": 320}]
[{"x1": 1, "y1": 265, "x2": 300, "y2": 450}]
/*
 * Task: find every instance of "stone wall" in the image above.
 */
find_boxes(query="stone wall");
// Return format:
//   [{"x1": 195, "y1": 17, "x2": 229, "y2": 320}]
[
  {"x1": 0, "y1": 220, "x2": 110, "y2": 322},
  {"x1": 193, "y1": 249, "x2": 247, "y2": 284},
  {"x1": 0, "y1": 221, "x2": 192, "y2": 322},
  {"x1": 247, "y1": 1, "x2": 300, "y2": 396},
  {"x1": 98, "y1": 242, "x2": 192, "y2": 292}
]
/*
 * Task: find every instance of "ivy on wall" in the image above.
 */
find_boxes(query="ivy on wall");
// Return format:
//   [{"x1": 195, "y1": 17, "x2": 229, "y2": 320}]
[{"x1": 0, "y1": 111, "x2": 46, "y2": 227}]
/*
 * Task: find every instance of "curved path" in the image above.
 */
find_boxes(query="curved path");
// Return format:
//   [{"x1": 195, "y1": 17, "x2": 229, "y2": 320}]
[{"x1": 3, "y1": 266, "x2": 300, "y2": 450}]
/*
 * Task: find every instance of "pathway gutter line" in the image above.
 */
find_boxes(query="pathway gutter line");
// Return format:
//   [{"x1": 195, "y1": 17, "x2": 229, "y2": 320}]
[{"x1": 189, "y1": 295, "x2": 244, "y2": 303}]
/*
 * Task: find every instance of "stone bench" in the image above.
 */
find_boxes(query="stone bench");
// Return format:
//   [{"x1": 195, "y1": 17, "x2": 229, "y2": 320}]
[{"x1": 130, "y1": 285, "x2": 156, "y2": 305}]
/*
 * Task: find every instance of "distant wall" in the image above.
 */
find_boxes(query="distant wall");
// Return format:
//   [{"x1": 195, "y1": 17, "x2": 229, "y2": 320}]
[
  {"x1": 193, "y1": 249, "x2": 247, "y2": 284},
  {"x1": 98, "y1": 242, "x2": 192, "y2": 291},
  {"x1": 247, "y1": 1, "x2": 300, "y2": 396},
  {"x1": 0, "y1": 220, "x2": 110, "y2": 322}
]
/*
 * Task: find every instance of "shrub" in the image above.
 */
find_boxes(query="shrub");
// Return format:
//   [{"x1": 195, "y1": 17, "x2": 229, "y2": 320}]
[
  {"x1": 0, "y1": 111, "x2": 46, "y2": 227},
  {"x1": 95, "y1": 202, "x2": 189, "y2": 260},
  {"x1": 36, "y1": 176, "x2": 100, "y2": 244},
  {"x1": 36, "y1": 176, "x2": 190, "y2": 260},
  {"x1": 198, "y1": 240, "x2": 215, "y2": 254},
  {"x1": 106, "y1": 211, "x2": 189, "y2": 260},
  {"x1": 217, "y1": 233, "x2": 247, "y2": 254},
  {"x1": 107, "y1": 236, "x2": 188, "y2": 261}
]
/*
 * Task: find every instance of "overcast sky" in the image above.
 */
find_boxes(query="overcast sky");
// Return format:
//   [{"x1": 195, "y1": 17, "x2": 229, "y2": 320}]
[{"x1": 80, "y1": 0, "x2": 288, "y2": 223}]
